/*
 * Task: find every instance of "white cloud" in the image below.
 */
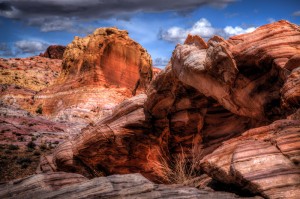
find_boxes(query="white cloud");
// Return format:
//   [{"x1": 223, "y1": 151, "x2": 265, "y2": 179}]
[
  {"x1": 153, "y1": 57, "x2": 169, "y2": 67},
  {"x1": 161, "y1": 27, "x2": 187, "y2": 43},
  {"x1": 161, "y1": 18, "x2": 256, "y2": 43},
  {"x1": 223, "y1": 26, "x2": 256, "y2": 36},
  {"x1": 15, "y1": 40, "x2": 48, "y2": 54},
  {"x1": 267, "y1": 18, "x2": 276, "y2": 23},
  {"x1": 293, "y1": 11, "x2": 300, "y2": 16},
  {"x1": 190, "y1": 18, "x2": 217, "y2": 38}
]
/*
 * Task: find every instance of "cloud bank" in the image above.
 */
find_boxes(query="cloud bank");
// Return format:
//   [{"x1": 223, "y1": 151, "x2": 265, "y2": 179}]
[
  {"x1": 14, "y1": 40, "x2": 48, "y2": 54},
  {"x1": 0, "y1": 0, "x2": 235, "y2": 32},
  {"x1": 0, "y1": 40, "x2": 49, "y2": 57},
  {"x1": 160, "y1": 18, "x2": 256, "y2": 43}
]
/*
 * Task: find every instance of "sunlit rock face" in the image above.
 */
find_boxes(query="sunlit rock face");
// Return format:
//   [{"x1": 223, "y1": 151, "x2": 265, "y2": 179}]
[
  {"x1": 33, "y1": 27, "x2": 153, "y2": 124},
  {"x1": 49, "y1": 21, "x2": 300, "y2": 198}
]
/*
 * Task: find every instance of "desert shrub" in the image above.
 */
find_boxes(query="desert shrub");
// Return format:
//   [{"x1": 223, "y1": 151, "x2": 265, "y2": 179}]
[
  {"x1": 18, "y1": 136, "x2": 25, "y2": 142},
  {"x1": 8, "y1": 144, "x2": 19, "y2": 150},
  {"x1": 33, "y1": 150, "x2": 41, "y2": 156},
  {"x1": 28, "y1": 123, "x2": 36, "y2": 127},
  {"x1": 27, "y1": 141, "x2": 36, "y2": 149},
  {"x1": 4, "y1": 149, "x2": 12, "y2": 154},
  {"x1": 40, "y1": 143, "x2": 48, "y2": 151},
  {"x1": 153, "y1": 145, "x2": 203, "y2": 185},
  {"x1": 35, "y1": 104, "x2": 43, "y2": 114},
  {"x1": 16, "y1": 157, "x2": 32, "y2": 168}
]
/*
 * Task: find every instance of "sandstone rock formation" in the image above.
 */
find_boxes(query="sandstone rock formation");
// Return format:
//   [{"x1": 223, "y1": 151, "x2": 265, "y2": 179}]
[
  {"x1": 40, "y1": 45, "x2": 66, "y2": 59},
  {"x1": 57, "y1": 27, "x2": 152, "y2": 91},
  {"x1": 0, "y1": 172, "x2": 261, "y2": 199},
  {"x1": 33, "y1": 27, "x2": 153, "y2": 122},
  {"x1": 0, "y1": 27, "x2": 154, "y2": 184},
  {"x1": 49, "y1": 20, "x2": 300, "y2": 198}
]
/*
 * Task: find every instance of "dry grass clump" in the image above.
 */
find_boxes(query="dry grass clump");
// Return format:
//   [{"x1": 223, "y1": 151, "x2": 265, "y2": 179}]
[{"x1": 154, "y1": 145, "x2": 203, "y2": 185}]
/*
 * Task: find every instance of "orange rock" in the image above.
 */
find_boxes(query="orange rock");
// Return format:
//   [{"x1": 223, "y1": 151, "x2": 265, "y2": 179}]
[{"x1": 34, "y1": 27, "x2": 153, "y2": 119}]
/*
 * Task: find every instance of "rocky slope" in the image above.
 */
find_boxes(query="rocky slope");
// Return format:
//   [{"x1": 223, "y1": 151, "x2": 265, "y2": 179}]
[
  {"x1": 0, "y1": 56, "x2": 62, "y2": 92},
  {"x1": 47, "y1": 20, "x2": 300, "y2": 198}
]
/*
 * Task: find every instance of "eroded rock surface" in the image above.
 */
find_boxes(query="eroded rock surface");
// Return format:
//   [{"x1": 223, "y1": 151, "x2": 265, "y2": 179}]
[
  {"x1": 0, "y1": 172, "x2": 261, "y2": 199},
  {"x1": 34, "y1": 27, "x2": 153, "y2": 123}
]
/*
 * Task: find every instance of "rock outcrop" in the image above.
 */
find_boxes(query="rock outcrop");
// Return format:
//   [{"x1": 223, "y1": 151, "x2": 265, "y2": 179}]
[
  {"x1": 49, "y1": 20, "x2": 300, "y2": 198},
  {"x1": 57, "y1": 27, "x2": 152, "y2": 92},
  {"x1": 0, "y1": 172, "x2": 261, "y2": 199},
  {"x1": 40, "y1": 45, "x2": 66, "y2": 59},
  {"x1": 33, "y1": 27, "x2": 153, "y2": 123},
  {"x1": 200, "y1": 119, "x2": 300, "y2": 199}
]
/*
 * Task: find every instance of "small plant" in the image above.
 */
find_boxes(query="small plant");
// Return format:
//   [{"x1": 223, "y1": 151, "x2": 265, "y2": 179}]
[
  {"x1": 35, "y1": 104, "x2": 43, "y2": 114},
  {"x1": 40, "y1": 143, "x2": 48, "y2": 151},
  {"x1": 28, "y1": 123, "x2": 36, "y2": 127},
  {"x1": 27, "y1": 141, "x2": 36, "y2": 149},
  {"x1": 153, "y1": 145, "x2": 203, "y2": 185},
  {"x1": 4, "y1": 149, "x2": 12, "y2": 154},
  {"x1": 16, "y1": 157, "x2": 32, "y2": 168},
  {"x1": 8, "y1": 144, "x2": 19, "y2": 150},
  {"x1": 18, "y1": 136, "x2": 25, "y2": 142}
]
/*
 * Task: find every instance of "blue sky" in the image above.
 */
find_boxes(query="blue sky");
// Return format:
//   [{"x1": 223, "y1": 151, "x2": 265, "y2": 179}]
[{"x1": 0, "y1": 0, "x2": 299, "y2": 68}]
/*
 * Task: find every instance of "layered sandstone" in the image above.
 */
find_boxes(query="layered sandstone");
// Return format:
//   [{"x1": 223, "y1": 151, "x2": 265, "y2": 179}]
[
  {"x1": 49, "y1": 20, "x2": 300, "y2": 198},
  {"x1": 0, "y1": 172, "x2": 261, "y2": 199}
]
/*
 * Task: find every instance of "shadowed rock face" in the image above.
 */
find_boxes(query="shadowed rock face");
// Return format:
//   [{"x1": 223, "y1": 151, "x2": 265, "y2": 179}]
[
  {"x1": 40, "y1": 45, "x2": 66, "y2": 59},
  {"x1": 0, "y1": 172, "x2": 261, "y2": 199}
]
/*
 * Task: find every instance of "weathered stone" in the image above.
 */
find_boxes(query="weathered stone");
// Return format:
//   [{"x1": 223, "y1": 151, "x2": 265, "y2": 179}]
[{"x1": 0, "y1": 172, "x2": 261, "y2": 199}]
